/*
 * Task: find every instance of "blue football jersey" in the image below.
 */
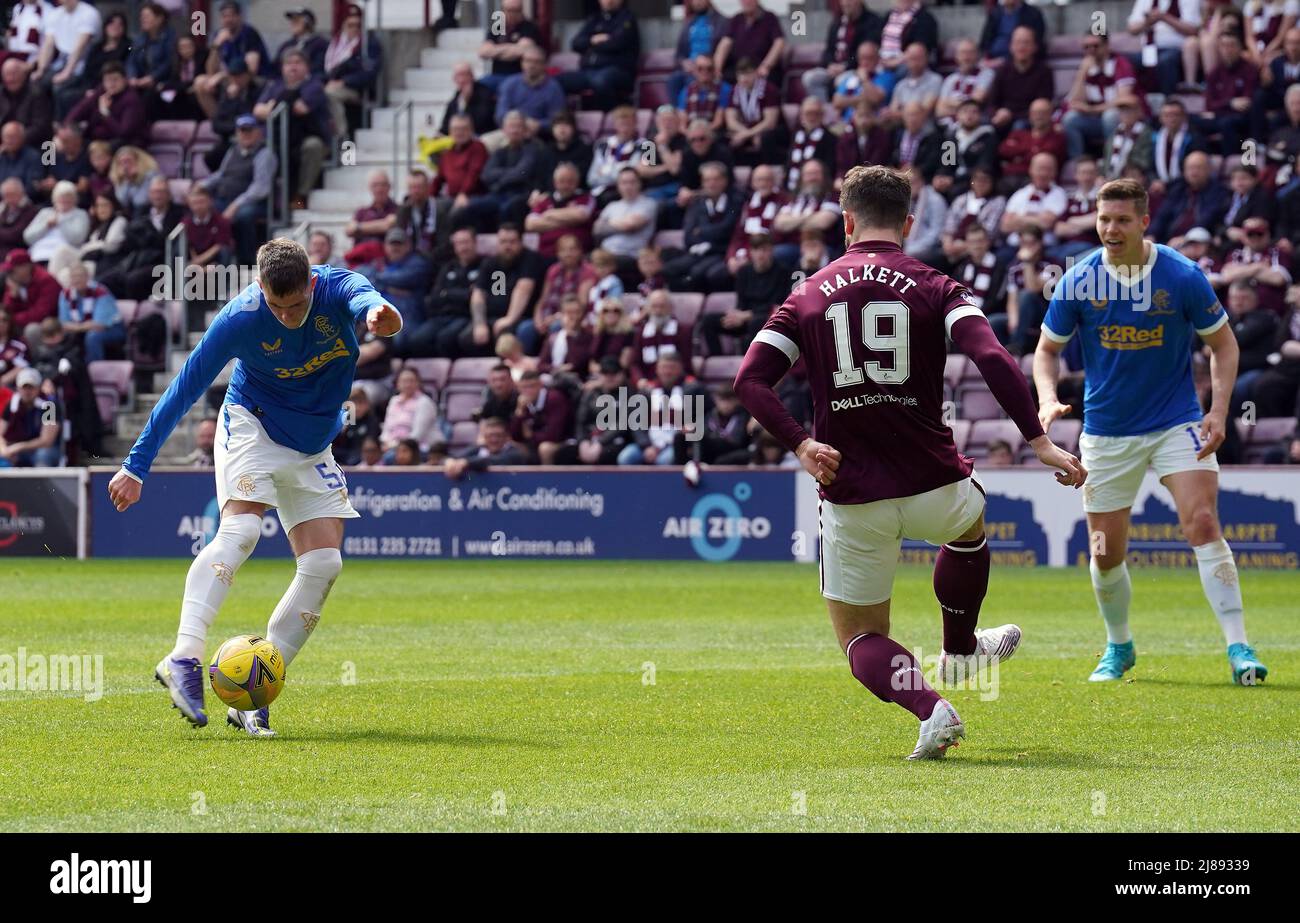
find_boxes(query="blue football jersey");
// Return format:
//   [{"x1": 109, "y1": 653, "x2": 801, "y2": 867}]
[
  {"x1": 1041, "y1": 244, "x2": 1228, "y2": 437},
  {"x1": 124, "y1": 265, "x2": 390, "y2": 479}
]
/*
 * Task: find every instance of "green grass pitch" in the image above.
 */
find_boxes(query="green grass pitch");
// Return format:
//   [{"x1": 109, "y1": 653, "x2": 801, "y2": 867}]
[{"x1": 1, "y1": 559, "x2": 1296, "y2": 832}]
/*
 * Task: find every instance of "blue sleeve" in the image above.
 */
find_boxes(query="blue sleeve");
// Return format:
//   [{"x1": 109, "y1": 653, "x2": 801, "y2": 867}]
[
  {"x1": 1041, "y1": 275, "x2": 1079, "y2": 344},
  {"x1": 334, "y1": 268, "x2": 391, "y2": 325},
  {"x1": 1183, "y1": 263, "x2": 1229, "y2": 335},
  {"x1": 123, "y1": 313, "x2": 238, "y2": 479}
]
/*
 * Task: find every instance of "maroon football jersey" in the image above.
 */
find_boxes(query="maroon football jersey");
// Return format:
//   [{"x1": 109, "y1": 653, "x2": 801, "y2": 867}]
[{"x1": 755, "y1": 239, "x2": 982, "y2": 505}]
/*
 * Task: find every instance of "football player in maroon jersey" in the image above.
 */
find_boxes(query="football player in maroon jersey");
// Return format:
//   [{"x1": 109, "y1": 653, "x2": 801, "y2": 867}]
[{"x1": 735, "y1": 165, "x2": 1086, "y2": 759}]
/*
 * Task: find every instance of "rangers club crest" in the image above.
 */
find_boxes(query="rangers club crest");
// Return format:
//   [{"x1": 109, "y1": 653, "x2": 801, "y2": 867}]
[{"x1": 315, "y1": 316, "x2": 339, "y2": 338}]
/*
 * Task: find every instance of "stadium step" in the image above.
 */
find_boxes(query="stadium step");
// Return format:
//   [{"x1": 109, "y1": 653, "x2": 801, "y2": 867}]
[{"x1": 417, "y1": 47, "x2": 483, "y2": 70}]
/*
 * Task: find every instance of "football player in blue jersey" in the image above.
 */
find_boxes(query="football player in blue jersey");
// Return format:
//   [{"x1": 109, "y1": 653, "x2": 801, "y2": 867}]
[
  {"x1": 1033, "y1": 178, "x2": 1268, "y2": 686},
  {"x1": 107, "y1": 239, "x2": 403, "y2": 735}
]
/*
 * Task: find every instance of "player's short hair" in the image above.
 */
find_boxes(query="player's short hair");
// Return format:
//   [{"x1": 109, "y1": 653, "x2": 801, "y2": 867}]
[
  {"x1": 257, "y1": 238, "x2": 311, "y2": 297},
  {"x1": 1097, "y1": 177, "x2": 1149, "y2": 216},
  {"x1": 839, "y1": 165, "x2": 911, "y2": 232}
]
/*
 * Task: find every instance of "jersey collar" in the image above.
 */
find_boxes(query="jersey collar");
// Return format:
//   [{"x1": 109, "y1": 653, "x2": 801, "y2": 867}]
[
  {"x1": 847, "y1": 239, "x2": 903, "y2": 253},
  {"x1": 1100, "y1": 240, "x2": 1158, "y2": 287}
]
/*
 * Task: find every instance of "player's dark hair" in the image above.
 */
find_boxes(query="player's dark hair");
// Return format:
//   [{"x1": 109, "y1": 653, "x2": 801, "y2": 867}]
[
  {"x1": 1097, "y1": 177, "x2": 1149, "y2": 216},
  {"x1": 839, "y1": 165, "x2": 911, "y2": 233},
  {"x1": 257, "y1": 238, "x2": 311, "y2": 297}
]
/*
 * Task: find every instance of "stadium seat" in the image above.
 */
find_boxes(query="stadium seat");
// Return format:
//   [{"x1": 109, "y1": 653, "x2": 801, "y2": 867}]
[
  {"x1": 1179, "y1": 94, "x2": 1206, "y2": 116},
  {"x1": 703, "y1": 292, "x2": 736, "y2": 316},
  {"x1": 150, "y1": 144, "x2": 185, "y2": 179},
  {"x1": 653, "y1": 230, "x2": 684, "y2": 251},
  {"x1": 576, "y1": 110, "x2": 604, "y2": 143},
  {"x1": 700, "y1": 355, "x2": 742, "y2": 387},
  {"x1": 636, "y1": 75, "x2": 671, "y2": 109},
  {"x1": 958, "y1": 384, "x2": 1004, "y2": 420},
  {"x1": 402, "y1": 357, "x2": 450, "y2": 393},
  {"x1": 1017, "y1": 418, "x2": 1082, "y2": 462},
  {"x1": 621, "y1": 292, "x2": 643, "y2": 317},
  {"x1": 960, "y1": 354, "x2": 985, "y2": 382},
  {"x1": 944, "y1": 354, "x2": 967, "y2": 389},
  {"x1": 476, "y1": 233, "x2": 499, "y2": 257},
  {"x1": 114, "y1": 299, "x2": 139, "y2": 324},
  {"x1": 88, "y1": 360, "x2": 134, "y2": 410},
  {"x1": 640, "y1": 48, "x2": 677, "y2": 75},
  {"x1": 948, "y1": 419, "x2": 972, "y2": 453},
  {"x1": 1247, "y1": 416, "x2": 1298, "y2": 445},
  {"x1": 548, "y1": 52, "x2": 579, "y2": 73},
  {"x1": 94, "y1": 387, "x2": 118, "y2": 427},
  {"x1": 444, "y1": 390, "x2": 480, "y2": 423},
  {"x1": 636, "y1": 108, "x2": 653, "y2": 137},
  {"x1": 1109, "y1": 33, "x2": 1142, "y2": 55},
  {"x1": 150, "y1": 120, "x2": 197, "y2": 147},
  {"x1": 192, "y1": 120, "x2": 219, "y2": 145},
  {"x1": 731, "y1": 165, "x2": 752, "y2": 191},
  {"x1": 448, "y1": 356, "x2": 498, "y2": 385},
  {"x1": 670, "y1": 293, "x2": 703, "y2": 326},
  {"x1": 968, "y1": 419, "x2": 1025, "y2": 458},
  {"x1": 1047, "y1": 35, "x2": 1085, "y2": 61},
  {"x1": 1051, "y1": 67, "x2": 1076, "y2": 100},
  {"x1": 168, "y1": 178, "x2": 192, "y2": 202},
  {"x1": 189, "y1": 149, "x2": 213, "y2": 180},
  {"x1": 449, "y1": 420, "x2": 479, "y2": 451}
]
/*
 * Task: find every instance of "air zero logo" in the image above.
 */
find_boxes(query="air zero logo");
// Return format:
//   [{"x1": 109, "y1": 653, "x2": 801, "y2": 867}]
[{"x1": 661, "y1": 482, "x2": 771, "y2": 561}]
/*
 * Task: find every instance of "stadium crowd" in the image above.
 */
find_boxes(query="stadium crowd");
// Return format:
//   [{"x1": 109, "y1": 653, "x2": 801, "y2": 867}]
[{"x1": 2, "y1": 0, "x2": 1300, "y2": 473}]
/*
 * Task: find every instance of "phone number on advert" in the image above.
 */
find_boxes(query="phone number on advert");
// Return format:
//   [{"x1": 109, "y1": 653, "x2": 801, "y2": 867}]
[{"x1": 343, "y1": 536, "x2": 443, "y2": 556}]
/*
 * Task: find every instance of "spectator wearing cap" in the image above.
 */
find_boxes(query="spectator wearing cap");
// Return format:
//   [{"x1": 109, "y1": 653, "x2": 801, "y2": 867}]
[
  {"x1": 323, "y1": 3, "x2": 382, "y2": 140},
  {"x1": 1179, "y1": 226, "x2": 1223, "y2": 280},
  {"x1": 1062, "y1": 32, "x2": 1137, "y2": 161},
  {"x1": 23, "y1": 180, "x2": 87, "y2": 268},
  {"x1": 253, "y1": 48, "x2": 333, "y2": 211},
  {"x1": 1222, "y1": 218, "x2": 1292, "y2": 315},
  {"x1": 678, "y1": 382, "x2": 749, "y2": 466},
  {"x1": 987, "y1": 26, "x2": 1053, "y2": 132},
  {"x1": 182, "y1": 185, "x2": 233, "y2": 269},
  {"x1": 669, "y1": 0, "x2": 730, "y2": 105},
  {"x1": 57, "y1": 259, "x2": 121, "y2": 362},
  {"x1": 1222, "y1": 164, "x2": 1277, "y2": 245},
  {"x1": 557, "y1": 0, "x2": 641, "y2": 111},
  {"x1": 525, "y1": 162, "x2": 596, "y2": 260},
  {"x1": 537, "y1": 111, "x2": 595, "y2": 194},
  {"x1": 276, "y1": 7, "x2": 328, "y2": 77},
  {"x1": 444, "y1": 416, "x2": 526, "y2": 479},
  {"x1": 801, "y1": 0, "x2": 882, "y2": 103},
  {"x1": 126, "y1": 3, "x2": 175, "y2": 103},
  {"x1": 0, "y1": 58, "x2": 52, "y2": 151},
  {"x1": 30, "y1": 0, "x2": 102, "y2": 118},
  {"x1": 1150, "y1": 150, "x2": 1230, "y2": 244},
  {"x1": 430, "y1": 114, "x2": 488, "y2": 214},
  {"x1": 1198, "y1": 31, "x2": 1258, "y2": 155},
  {"x1": 201, "y1": 115, "x2": 276, "y2": 265},
  {"x1": 725, "y1": 58, "x2": 785, "y2": 167},
  {"x1": 454, "y1": 110, "x2": 541, "y2": 233},
  {"x1": 1101, "y1": 89, "x2": 1153, "y2": 180},
  {"x1": 0, "y1": 178, "x2": 37, "y2": 261},
  {"x1": 510, "y1": 369, "x2": 573, "y2": 465},
  {"x1": 495, "y1": 46, "x2": 566, "y2": 137},
  {"x1": 476, "y1": 0, "x2": 542, "y2": 95},
  {"x1": 65, "y1": 61, "x2": 148, "y2": 150},
  {"x1": 997, "y1": 98, "x2": 1067, "y2": 189},
  {"x1": 979, "y1": 0, "x2": 1045, "y2": 68},
  {"x1": 2, "y1": 247, "x2": 59, "y2": 338},
  {"x1": 703, "y1": 232, "x2": 783, "y2": 356},
  {"x1": 194, "y1": 0, "x2": 270, "y2": 117},
  {"x1": 201, "y1": 56, "x2": 258, "y2": 173},
  {"x1": 0, "y1": 365, "x2": 60, "y2": 467},
  {"x1": 361, "y1": 227, "x2": 434, "y2": 325},
  {"x1": 465, "y1": 222, "x2": 544, "y2": 356},
  {"x1": 0, "y1": 120, "x2": 43, "y2": 197},
  {"x1": 713, "y1": 0, "x2": 784, "y2": 86}
]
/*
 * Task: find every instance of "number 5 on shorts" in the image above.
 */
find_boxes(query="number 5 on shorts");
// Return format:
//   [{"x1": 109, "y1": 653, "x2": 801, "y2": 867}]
[{"x1": 315, "y1": 462, "x2": 345, "y2": 489}]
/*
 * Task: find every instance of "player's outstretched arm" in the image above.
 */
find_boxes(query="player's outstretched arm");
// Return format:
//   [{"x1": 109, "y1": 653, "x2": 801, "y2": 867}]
[
  {"x1": 951, "y1": 314, "x2": 1086, "y2": 488},
  {"x1": 734, "y1": 335, "x2": 841, "y2": 486},
  {"x1": 1032, "y1": 333, "x2": 1072, "y2": 431},
  {"x1": 366, "y1": 303, "x2": 402, "y2": 337}
]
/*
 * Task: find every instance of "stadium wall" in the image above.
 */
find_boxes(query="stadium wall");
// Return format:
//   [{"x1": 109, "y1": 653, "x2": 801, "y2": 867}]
[{"x1": 0, "y1": 467, "x2": 1283, "y2": 567}]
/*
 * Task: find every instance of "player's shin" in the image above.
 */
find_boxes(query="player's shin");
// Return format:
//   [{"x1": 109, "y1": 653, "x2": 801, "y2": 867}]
[
  {"x1": 172, "y1": 513, "x2": 263, "y2": 661},
  {"x1": 934, "y1": 536, "x2": 989, "y2": 656},
  {"x1": 266, "y1": 547, "x2": 342, "y2": 666},
  {"x1": 1089, "y1": 558, "x2": 1133, "y2": 644},
  {"x1": 1192, "y1": 538, "x2": 1247, "y2": 646},
  {"x1": 846, "y1": 632, "x2": 942, "y2": 720}
]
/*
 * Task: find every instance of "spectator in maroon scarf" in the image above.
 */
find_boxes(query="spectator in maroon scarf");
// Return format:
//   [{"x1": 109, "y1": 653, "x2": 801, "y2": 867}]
[
  {"x1": 630, "y1": 288, "x2": 693, "y2": 388},
  {"x1": 726, "y1": 163, "x2": 785, "y2": 273},
  {"x1": 1221, "y1": 217, "x2": 1292, "y2": 315}
]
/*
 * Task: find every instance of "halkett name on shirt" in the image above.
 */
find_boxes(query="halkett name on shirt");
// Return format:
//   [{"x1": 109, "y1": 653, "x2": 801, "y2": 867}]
[{"x1": 816, "y1": 262, "x2": 919, "y2": 299}]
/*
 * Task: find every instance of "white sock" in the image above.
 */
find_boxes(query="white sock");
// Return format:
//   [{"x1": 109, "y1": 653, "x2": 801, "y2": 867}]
[
  {"x1": 1193, "y1": 538, "x2": 1247, "y2": 647},
  {"x1": 267, "y1": 548, "x2": 342, "y2": 666},
  {"x1": 171, "y1": 514, "x2": 263, "y2": 661},
  {"x1": 1090, "y1": 559, "x2": 1132, "y2": 644}
]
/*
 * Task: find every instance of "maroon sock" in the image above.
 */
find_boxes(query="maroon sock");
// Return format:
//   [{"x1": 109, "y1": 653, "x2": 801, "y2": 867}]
[
  {"x1": 846, "y1": 633, "x2": 942, "y2": 720},
  {"x1": 934, "y1": 536, "x2": 990, "y2": 656}
]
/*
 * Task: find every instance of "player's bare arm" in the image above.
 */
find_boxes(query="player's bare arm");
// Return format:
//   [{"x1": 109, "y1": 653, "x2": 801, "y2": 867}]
[
  {"x1": 1032, "y1": 333, "x2": 1072, "y2": 431},
  {"x1": 1197, "y1": 322, "x2": 1240, "y2": 461}
]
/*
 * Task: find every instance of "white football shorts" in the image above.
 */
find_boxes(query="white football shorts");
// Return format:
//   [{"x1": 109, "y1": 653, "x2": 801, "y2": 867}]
[
  {"x1": 215, "y1": 402, "x2": 359, "y2": 533},
  {"x1": 1078, "y1": 421, "x2": 1219, "y2": 514},
  {"x1": 819, "y1": 474, "x2": 987, "y2": 606}
]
